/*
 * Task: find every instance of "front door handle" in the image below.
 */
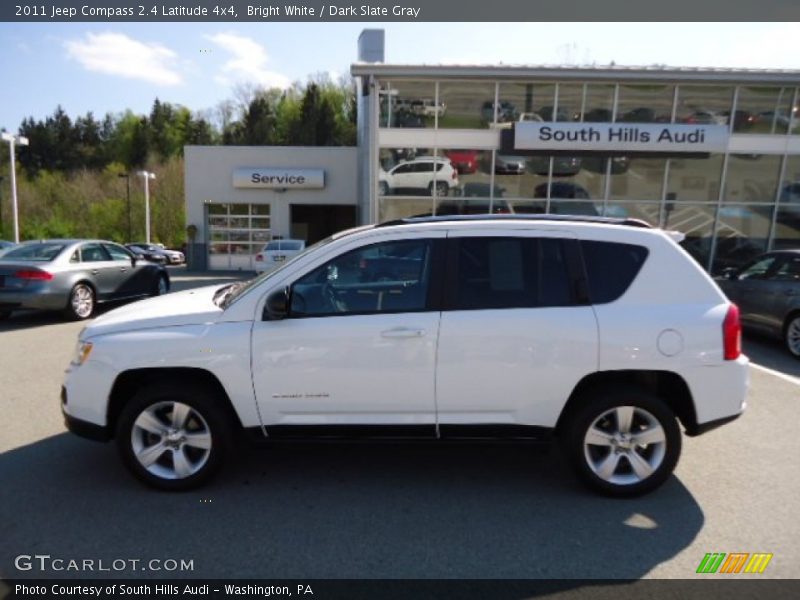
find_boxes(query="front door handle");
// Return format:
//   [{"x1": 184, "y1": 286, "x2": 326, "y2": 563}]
[
  {"x1": 91, "y1": 269, "x2": 99, "y2": 275},
  {"x1": 381, "y1": 327, "x2": 426, "y2": 338},
  {"x1": 119, "y1": 267, "x2": 127, "y2": 273}
]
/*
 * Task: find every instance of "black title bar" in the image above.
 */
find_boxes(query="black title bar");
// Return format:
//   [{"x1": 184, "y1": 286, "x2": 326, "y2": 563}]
[{"x1": 3, "y1": 0, "x2": 800, "y2": 22}]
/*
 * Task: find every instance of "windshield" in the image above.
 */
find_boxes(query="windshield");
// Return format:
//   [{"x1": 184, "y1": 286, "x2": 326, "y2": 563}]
[{"x1": 1, "y1": 243, "x2": 65, "y2": 262}]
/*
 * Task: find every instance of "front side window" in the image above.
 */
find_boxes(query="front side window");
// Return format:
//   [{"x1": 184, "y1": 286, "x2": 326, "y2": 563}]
[
  {"x1": 450, "y1": 237, "x2": 573, "y2": 310},
  {"x1": 290, "y1": 239, "x2": 433, "y2": 317}
]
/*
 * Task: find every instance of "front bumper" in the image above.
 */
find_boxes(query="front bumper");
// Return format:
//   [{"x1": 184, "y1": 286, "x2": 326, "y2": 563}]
[{"x1": 61, "y1": 386, "x2": 110, "y2": 441}]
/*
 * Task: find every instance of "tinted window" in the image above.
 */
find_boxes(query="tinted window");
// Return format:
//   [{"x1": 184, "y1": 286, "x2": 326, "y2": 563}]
[
  {"x1": 1, "y1": 243, "x2": 65, "y2": 262},
  {"x1": 737, "y1": 255, "x2": 777, "y2": 280},
  {"x1": 581, "y1": 241, "x2": 649, "y2": 303},
  {"x1": 290, "y1": 239, "x2": 433, "y2": 317},
  {"x1": 266, "y1": 241, "x2": 303, "y2": 251},
  {"x1": 80, "y1": 243, "x2": 111, "y2": 263},
  {"x1": 452, "y1": 237, "x2": 572, "y2": 310},
  {"x1": 104, "y1": 243, "x2": 132, "y2": 261},
  {"x1": 771, "y1": 256, "x2": 800, "y2": 281}
]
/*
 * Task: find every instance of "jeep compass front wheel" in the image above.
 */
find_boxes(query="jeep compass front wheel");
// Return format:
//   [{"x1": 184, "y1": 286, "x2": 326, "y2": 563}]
[
  {"x1": 116, "y1": 384, "x2": 233, "y2": 490},
  {"x1": 564, "y1": 389, "x2": 681, "y2": 497}
]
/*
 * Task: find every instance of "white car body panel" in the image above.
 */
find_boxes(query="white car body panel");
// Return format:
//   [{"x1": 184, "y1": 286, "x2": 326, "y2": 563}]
[{"x1": 63, "y1": 219, "x2": 748, "y2": 441}]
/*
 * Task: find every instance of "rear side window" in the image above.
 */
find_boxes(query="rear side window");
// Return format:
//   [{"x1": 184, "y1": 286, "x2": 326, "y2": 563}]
[
  {"x1": 2, "y1": 243, "x2": 65, "y2": 261},
  {"x1": 450, "y1": 237, "x2": 573, "y2": 310},
  {"x1": 580, "y1": 240, "x2": 649, "y2": 304}
]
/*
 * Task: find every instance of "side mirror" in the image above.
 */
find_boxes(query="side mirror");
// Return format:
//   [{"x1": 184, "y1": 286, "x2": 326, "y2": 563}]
[
  {"x1": 263, "y1": 287, "x2": 289, "y2": 321},
  {"x1": 721, "y1": 268, "x2": 739, "y2": 280}
]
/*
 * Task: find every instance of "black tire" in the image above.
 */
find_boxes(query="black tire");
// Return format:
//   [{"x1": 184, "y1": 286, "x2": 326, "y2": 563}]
[
  {"x1": 0, "y1": 310, "x2": 11, "y2": 320},
  {"x1": 64, "y1": 283, "x2": 96, "y2": 320},
  {"x1": 116, "y1": 383, "x2": 234, "y2": 491},
  {"x1": 561, "y1": 386, "x2": 681, "y2": 497},
  {"x1": 150, "y1": 273, "x2": 170, "y2": 297},
  {"x1": 784, "y1": 313, "x2": 800, "y2": 359}
]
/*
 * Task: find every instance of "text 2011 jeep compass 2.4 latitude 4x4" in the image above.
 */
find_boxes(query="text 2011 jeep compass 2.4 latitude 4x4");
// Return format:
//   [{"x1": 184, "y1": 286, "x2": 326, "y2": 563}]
[{"x1": 62, "y1": 215, "x2": 748, "y2": 496}]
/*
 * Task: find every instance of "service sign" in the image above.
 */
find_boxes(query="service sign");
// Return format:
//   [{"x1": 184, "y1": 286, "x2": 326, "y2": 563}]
[
  {"x1": 233, "y1": 168, "x2": 325, "y2": 189},
  {"x1": 514, "y1": 122, "x2": 729, "y2": 153}
]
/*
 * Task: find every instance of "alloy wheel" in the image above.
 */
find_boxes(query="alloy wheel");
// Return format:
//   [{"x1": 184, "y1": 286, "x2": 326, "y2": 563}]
[
  {"x1": 583, "y1": 405, "x2": 667, "y2": 486},
  {"x1": 786, "y1": 316, "x2": 800, "y2": 357},
  {"x1": 71, "y1": 285, "x2": 94, "y2": 319},
  {"x1": 131, "y1": 401, "x2": 212, "y2": 480}
]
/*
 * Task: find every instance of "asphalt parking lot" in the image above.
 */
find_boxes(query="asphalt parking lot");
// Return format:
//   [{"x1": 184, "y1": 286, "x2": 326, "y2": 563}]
[{"x1": 1, "y1": 270, "x2": 799, "y2": 582}]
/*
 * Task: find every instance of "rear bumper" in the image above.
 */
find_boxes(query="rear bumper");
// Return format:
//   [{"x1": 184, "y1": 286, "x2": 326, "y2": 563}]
[{"x1": 0, "y1": 289, "x2": 67, "y2": 311}]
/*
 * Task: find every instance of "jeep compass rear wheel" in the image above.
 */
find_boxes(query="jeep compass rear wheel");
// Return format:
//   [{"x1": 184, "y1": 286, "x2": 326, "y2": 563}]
[
  {"x1": 116, "y1": 384, "x2": 233, "y2": 490},
  {"x1": 564, "y1": 389, "x2": 681, "y2": 497}
]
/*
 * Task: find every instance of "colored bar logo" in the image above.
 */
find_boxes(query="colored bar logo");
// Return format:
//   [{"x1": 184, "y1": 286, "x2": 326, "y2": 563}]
[{"x1": 697, "y1": 553, "x2": 773, "y2": 574}]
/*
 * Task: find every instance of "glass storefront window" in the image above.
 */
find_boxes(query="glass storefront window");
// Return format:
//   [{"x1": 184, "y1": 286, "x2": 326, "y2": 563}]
[
  {"x1": 442, "y1": 148, "x2": 493, "y2": 194},
  {"x1": 379, "y1": 80, "x2": 435, "y2": 128},
  {"x1": 711, "y1": 205, "x2": 771, "y2": 274},
  {"x1": 617, "y1": 84, "x2": 674, "y2": 123},
  {"x1": 662, "y1": 203, "x2": 716, "y2": 268},
  {"x1": 583, "y1": 84, "x2": 615, "y2": 122},
  {"x1": 675, "y1": 85, "x2": 734, "y2": 126},
  {"x1": 601, "y1": 201, "x2": 662, "y2": 224},
  {"x1": 666, "y1": 154, "x2": 724, "y2": 203},
  {"x1": 735, "y1": 87, "x2": 794, "y2": 134},
  {"x1": 206, "y1": 203, "x2": 271, "y2": 270},
  {"x1": 438, "y1": 81, "x2": 497, "y2": 129},
  {"x1": 775, "y1": 154, "x2": 800, "y2": 249},
  {"x1": 723, "y1": 154, "x2": 782, "y2": 204},
  {"x1": 378, "y1": 198, "x2": 436, "y2": 222},
  {"x1": 378, "y1": 147, "x2": 452, "y2": 198},
  {"x1": 609, "y1": 157, "x2": 667, "y2": 202},
  {"x1": 555, "y1": 84, "x2": 584, "y2": 122},
  {"x1": 498, "y1": 82, "x2": 556, "y2": 124}
]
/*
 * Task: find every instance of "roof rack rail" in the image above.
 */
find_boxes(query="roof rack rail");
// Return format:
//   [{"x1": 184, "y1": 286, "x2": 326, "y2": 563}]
[{"x1": 375, "y1": 214, "x2": 655, "y2": 229}]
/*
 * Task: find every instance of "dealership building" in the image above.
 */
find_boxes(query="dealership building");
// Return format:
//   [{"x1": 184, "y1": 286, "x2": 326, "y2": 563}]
[{"x1": 185, "y1": 29, "x2": 800, "y2": 273}]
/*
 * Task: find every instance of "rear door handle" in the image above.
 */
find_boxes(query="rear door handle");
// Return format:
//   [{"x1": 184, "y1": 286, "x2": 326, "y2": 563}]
[{"x1": 381, "y1": 327, "x2": 426, "y2": 338}]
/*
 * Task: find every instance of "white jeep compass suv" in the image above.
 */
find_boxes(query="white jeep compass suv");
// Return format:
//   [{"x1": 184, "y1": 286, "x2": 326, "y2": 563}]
[{"x1": 62, "y1": 215, "x2": 748, "y2": 496}]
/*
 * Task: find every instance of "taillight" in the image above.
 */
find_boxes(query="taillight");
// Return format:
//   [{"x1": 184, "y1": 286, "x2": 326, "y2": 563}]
[
  {"x1": 255, "y1": 254, "x2": 263, "y2": 262},
  {"x1": 14, "y1": 270, "x2": 54, "y2": 281},
  {"x1": 723, "y1": 304, "x2": 742, "y2": 360}
]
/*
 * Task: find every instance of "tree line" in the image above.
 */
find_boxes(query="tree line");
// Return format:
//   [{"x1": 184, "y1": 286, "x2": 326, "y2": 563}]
[{"x1": 0, "y1": 77, "x2": 357, "y2": 246}]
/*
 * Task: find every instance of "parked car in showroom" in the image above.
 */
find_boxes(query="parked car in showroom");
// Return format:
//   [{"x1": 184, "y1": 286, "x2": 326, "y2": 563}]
[
  {"x1": 528, "y1": 155, "x2": 583, "y2": 176},
  {"x1": 379, "y1": 156, "x2": 459, "y2": 196},
  {"x1": 129, "y1": 243, "x2": 184, "y2": 265},
  {"x1": 255, "y1": 239, "x2": 307, "y2": 273},
  {"x1": 717, "y1": 249, "x2": 800, "y2": 358},
  {"x1": 62, "y1": 214, "x2": 747, "y2": 496},
  {"x1": 494, "y1": 154, "x2": 528, "y2": 175},
  {"x1": 444, "y1": 149, "x2": 479, "y2": 174},
  {"x1": 0, "y1": 240, "x2": 169, "y2": 320}
]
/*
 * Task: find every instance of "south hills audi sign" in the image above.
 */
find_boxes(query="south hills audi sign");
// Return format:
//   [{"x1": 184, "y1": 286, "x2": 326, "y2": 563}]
[
  {"x1": 233, "y1": 168, "x2": 325, "y2": 189},
  {"x1": 514, "y1": 122, "x2": 729, "y2": 153}
]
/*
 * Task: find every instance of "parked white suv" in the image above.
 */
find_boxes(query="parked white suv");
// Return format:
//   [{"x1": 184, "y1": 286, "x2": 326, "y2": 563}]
[
  {"x1": 379, "y1": 156, "x2": 459, "y2": 196},
  {"x1": 62, "y1": 215, "x2": 748, "y2": 496}
]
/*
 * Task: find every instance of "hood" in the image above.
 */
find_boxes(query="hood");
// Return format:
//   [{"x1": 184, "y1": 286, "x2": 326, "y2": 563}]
[{"x1": 83, "y1": 284, "x2": 224, "y2": 339}]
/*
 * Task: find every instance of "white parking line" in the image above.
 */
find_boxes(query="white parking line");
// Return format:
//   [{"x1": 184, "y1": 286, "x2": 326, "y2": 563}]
[{"x1": 750, "y1": 363, "x2": 800, "y2": 387}]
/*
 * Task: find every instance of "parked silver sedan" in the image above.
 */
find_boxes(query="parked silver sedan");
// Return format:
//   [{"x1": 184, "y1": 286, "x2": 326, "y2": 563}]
[
  {"x1": 0, "y1": 240, "x2": 170, "y2": 321},
  {"x1": 717, "y1": 249, "x2": 800, "y2": 358}
]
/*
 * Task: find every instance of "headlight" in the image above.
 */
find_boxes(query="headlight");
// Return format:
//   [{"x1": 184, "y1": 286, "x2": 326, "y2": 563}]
[{"x1": 72, "y1": 340, "x2": 94, "y2": 366}]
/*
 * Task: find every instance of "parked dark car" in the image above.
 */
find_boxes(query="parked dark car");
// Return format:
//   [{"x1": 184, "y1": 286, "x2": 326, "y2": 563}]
[
  {"x1": 717, "y1": 250, "x2": 800, "y2": 358},
  {"x1": 532, "y1": 182, "x2": 599, "y2": 216},
  {"x1": 582, "y1": 155, "x2": 630, "y2": 174},
  {"x1": 0, "y1": 240, "x2": 170, "y2": 320},
  {"x1": 125, "y1": 244, "x2": 168, "y2": 265},
  {"x1": 528, "y1": 156, "x2": 582, "y2": 176},
  {"x1": 458, "y1": 182, "x2": 506, "y2": 198},
  {"x1": 128, "y1": 243, "x2": 184, "y2": 265}
]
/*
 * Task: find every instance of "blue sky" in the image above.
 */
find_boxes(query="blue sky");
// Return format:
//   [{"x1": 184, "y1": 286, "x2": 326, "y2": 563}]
[{"x1": 1, "y1": 22, "x2": 799, "y2": 131}]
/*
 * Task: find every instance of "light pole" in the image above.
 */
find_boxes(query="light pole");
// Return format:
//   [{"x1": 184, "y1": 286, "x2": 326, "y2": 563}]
[
  {"x1": 137, "y1": 170, "x2": 156, "y2": 244},
  {"x1": 118, "y1": 173, "x2": 132, "y2": 242},
  {"x1": 2, "y1": 132, "x2": 30, "y2": 243}
]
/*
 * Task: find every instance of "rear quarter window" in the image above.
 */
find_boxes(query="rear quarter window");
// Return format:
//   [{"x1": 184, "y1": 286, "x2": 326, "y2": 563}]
[{"x1": 580, "y1": 240, "x2": 649, "y2": 304}]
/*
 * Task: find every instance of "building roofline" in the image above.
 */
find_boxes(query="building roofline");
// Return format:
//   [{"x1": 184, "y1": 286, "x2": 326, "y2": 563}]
[{"x1": 350, "y1": 63, "x2": 800, "y2": 85}]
